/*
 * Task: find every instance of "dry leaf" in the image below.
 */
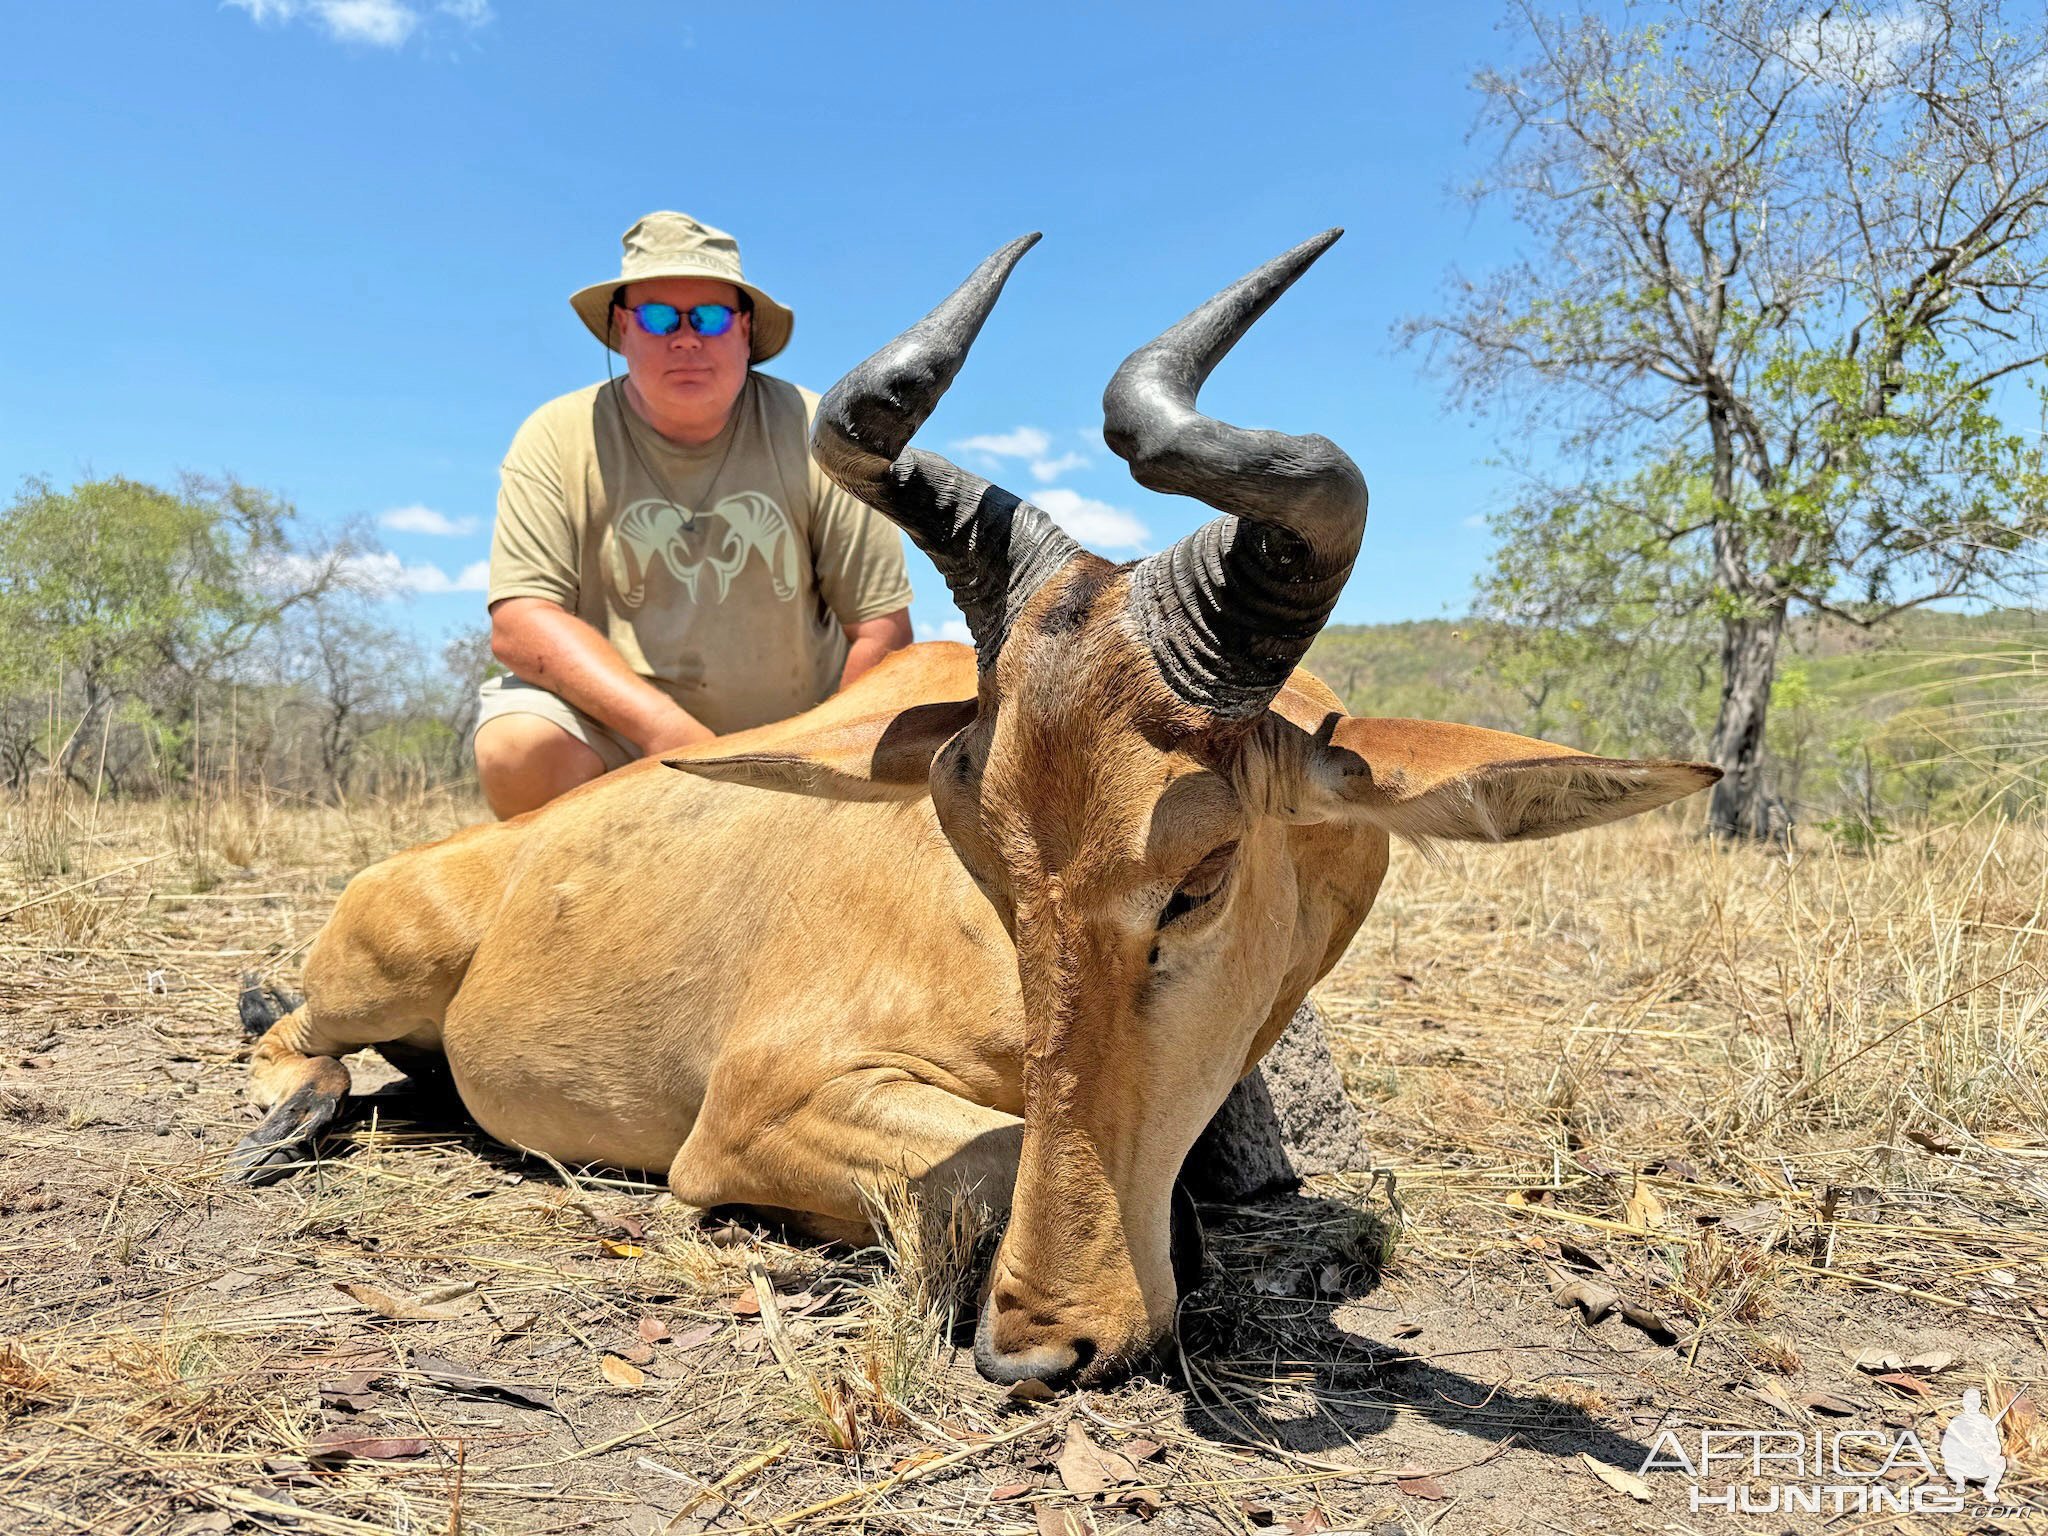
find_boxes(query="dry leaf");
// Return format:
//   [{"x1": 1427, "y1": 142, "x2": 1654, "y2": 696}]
[
  {"x1": 1873, "y1": 1372, "x2": 1935, "y2": 1399},
  {"x1": 410, "y1": 1353, "x2": 559, "y2": 1414},
  {"x1": 1552, "y1": 1276, "x2": 1622, "y2": 1325},
  {"x1": 1390, "y1": 1318, "x2": 1424, "y2": 1340},
  {"x1": 1036, "y1": 1508, "x2": 1096, "y2": 1536},
  {"x1": 307, "y1": 1433, "x2": 434, "y2": 1462},
  {"x1": 669, "y1": 1322, "x2": 719, "y2": 1351},
  {"x1": 990, "y1": 1482, "x2": 1035, "y2": 1501},
  {"x1": 617, "y1": 1340, "x2": 657, "y2": 1366},
  {"x1": 1057, "y1": 1421, "x2": 1139, "y2": 1495},
  {"x1": 1617, "y1": 1299, "x2": 1685, "y2": 1346},
  {"x1": 1115, "y1": 1487, "x2": 1163, "y2": 1518},
  {"x1": 729, "y1": 1290, "x2": 763, "y2": 1317},
  {"x1": 1904, "y1": 1129, "x2": 1962, "y2": 1156},
  {"x1": 1579, "y1": 1453, "x2": 1652, "y2": 1501},
  {"x1": 1122, "y1": 1438, "x2": 1163, "y2": 1462},
  {"x1": 1396, "y1": 1476, "x2": 1449, "y2": 1500},
  {"x1": 636, "y1": 1315, "x2": 670, "y2": 1343},
  {"x1": 890, "y1": 1448, "x2": 944, "y2": 1474},
  {"x1": 1908, "y1": 1351, "x2": 1955, "y2": 1373},
  {"x1": 1553, "y1": 1240, "x2": 1608, "y2": 1273},
  {"x1": 600, "y1": 1354, "x2": 646, "y2": 1388},
  {"x1": 1624, "y1": 1175, "x2": 1666, "y2": 1231},
  {"x1": 334, "y1": 1279, "x2": 478, "y2": 1322},
  {"x1": 1008, "y1": 1378, "x2": 1056, "y2": 1403},
  {"x1": 1285, "y1": 1514, "x2": 1333, "y2": 1535},
  {"x1": 1799, "y1": 1391, "x2": 1861, "y2": 1416},
  {"x1": 598, "y1": 1238, "x2": 645, "y2": 1259},
  {"x1": 317, "y1": 1372, "x2": 382, "y2": 1414}
]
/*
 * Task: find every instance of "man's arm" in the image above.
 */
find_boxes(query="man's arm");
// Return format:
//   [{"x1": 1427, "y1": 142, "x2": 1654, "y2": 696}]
[
  {"x1": 490, "y1": 597, "x2": 714, "y2": 753},
  {"x1": 838, "y1": 607, "x2": 913, "y2": 691}
]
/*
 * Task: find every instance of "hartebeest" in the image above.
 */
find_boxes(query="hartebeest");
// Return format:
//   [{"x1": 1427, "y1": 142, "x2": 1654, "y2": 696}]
[{"x1": 230, "y1": 231, "x2": 1716, "y2": 1388}]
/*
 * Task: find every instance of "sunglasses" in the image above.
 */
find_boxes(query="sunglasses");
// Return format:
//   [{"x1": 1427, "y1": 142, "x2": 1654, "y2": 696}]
[{"x1": 622, "y1": 301, "x2": 743, "y2": 339}]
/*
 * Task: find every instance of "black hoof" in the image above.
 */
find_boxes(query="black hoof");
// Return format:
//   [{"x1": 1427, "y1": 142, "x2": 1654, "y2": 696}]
[{"x1": 225, "y1": 1083, "x2": 344, "y2": 1186}]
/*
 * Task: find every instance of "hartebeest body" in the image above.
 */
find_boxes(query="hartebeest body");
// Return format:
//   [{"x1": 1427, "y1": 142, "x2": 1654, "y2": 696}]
[{"x1": 233, "y1": 232, "x2": 1716, "y2": 1387}]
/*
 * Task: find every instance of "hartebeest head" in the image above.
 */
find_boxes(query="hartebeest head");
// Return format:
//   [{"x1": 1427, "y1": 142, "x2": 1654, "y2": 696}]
[{"x1": 693, "y1": 234, "x2": 1716, "y2": 1386}]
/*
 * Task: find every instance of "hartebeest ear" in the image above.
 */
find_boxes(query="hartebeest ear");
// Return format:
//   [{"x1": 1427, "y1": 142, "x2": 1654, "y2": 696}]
[
  {"x1": 1303, "y1": 715, "x2": 1719, "y2": 841},
  {"x1": 664, "y1": 698, "x2": 978, "y2": 800}
]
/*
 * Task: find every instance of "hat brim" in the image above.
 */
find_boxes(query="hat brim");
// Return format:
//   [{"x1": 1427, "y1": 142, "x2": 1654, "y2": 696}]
[{"x1": 569, "y1": 275, "x2": 793, "y2": 364}]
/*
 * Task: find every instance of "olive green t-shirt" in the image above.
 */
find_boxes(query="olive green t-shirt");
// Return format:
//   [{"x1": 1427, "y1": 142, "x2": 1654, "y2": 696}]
[{"x1": 487, "y1": 374, "x2": 914, "y2": 735}]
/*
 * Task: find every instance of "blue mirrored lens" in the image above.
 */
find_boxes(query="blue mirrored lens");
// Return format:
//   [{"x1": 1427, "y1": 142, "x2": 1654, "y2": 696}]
[
  {"x1": 632, "y1": 302, "x2": 683, "y2": 336},
  {"x1": 686, "y1": 304, "x2": 736, "y2": 337}
]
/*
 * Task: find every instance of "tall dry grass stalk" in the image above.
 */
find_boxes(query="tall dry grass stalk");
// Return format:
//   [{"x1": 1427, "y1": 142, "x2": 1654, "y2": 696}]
[
  {"x1": 1326, "y1": 809, "x2": 2048, "y2": 1258},
  {"x1": 1863, "y1": 623, "x2": 2048, "y2": 821}
]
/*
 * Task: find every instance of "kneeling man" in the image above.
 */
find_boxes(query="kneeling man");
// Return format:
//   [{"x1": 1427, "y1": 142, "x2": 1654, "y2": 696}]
[{"x1": 478, "y1": 210, "x2": 914, "y2": 818}]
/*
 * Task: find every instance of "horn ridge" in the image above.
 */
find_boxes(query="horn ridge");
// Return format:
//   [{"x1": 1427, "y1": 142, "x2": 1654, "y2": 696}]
[
  {"x1": 1105, "y1": 230, "x2": 1368, "y2": 722},
  {"x1": 812, "y1": 235, "x2": 1079, "y2": 661}
]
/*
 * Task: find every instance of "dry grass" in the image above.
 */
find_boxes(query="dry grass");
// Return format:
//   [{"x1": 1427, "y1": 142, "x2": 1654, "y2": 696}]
[{"x1": 0, "y1": 785, "x2": 2043, "y2": 1534}]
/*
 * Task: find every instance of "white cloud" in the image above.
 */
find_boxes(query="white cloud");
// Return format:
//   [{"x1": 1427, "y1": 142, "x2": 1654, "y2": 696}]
[
  {"x1": 1461, "y1": 513, "x2": 1485, "y2": 530},
  {"x1": 1030, "y1": 487, "x2": 1149, "y2": 552},
  {"x1": 1776, "y1": 5, "x2": 1935, "y2": 85},
  {"x1": 405, "y1": 557, "x2": 491, "y2": 594},
  {"x1": 224, "y1": 0, "x2": 490, "y2": 47},
  {"x1": 260, "y1": 550, "x2": 488, "y2": 597},
  {"x1": 1029, "y1": 452, "x2": 1089, "y2": 484},
  {"x1": 317, "y1": 0, "x2": 417, "y2": 44},
  {"x1": 916, "y1": 618, "x2": 975, "y2": 646},
  {"x1": 379, "y1": 503, "x2": 478, "y2": 537},
  {"x1": 954, "y1": 427, "x2": 1051, "y2": 460}
]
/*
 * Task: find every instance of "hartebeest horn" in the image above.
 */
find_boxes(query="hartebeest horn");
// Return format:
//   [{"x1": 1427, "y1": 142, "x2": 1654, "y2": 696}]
[
  {"x1": 812, "y1": 234, "x2": 1081, "y2": 661},
  {"x1": 1107, "y1": 230, "x2": 1367, "y2": 722}
]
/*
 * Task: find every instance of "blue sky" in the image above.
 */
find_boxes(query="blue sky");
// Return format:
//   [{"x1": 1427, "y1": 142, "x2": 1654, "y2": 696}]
[{"x1": 1, "y1": 1, "x2": 1532, "y2": 650}]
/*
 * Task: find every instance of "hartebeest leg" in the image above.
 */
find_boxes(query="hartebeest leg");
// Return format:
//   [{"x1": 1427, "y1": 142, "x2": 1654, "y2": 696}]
[
  {"x1": 228, "y1": 1010, "x2": 354, "y2": 1184},
  {"x1": 668, "y1": 1067, "x2": 1024, "y2": 1244},
  {"x1": 227, "y1": 982, "x2": 443, "y2": 1186}
]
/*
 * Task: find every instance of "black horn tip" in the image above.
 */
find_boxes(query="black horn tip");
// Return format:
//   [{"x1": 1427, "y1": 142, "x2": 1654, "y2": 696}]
[{"x1": 976, "y1": 232, "x2": 1043, "y2": 283}]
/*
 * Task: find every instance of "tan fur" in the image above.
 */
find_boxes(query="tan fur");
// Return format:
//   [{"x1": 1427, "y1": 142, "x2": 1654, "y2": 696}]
[{"x1": 243, "y1": 594, "x2": 1714, "y2": 1384}]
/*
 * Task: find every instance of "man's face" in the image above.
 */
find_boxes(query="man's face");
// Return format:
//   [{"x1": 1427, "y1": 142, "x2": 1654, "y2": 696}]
[{"x1": 615, "y1": 277, "x2": 753, "y2": 441}]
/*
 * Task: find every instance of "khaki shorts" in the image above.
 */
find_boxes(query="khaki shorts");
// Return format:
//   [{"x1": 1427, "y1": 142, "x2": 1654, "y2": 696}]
[{"x1": 473, "y1": 674, "x2": 639, "y2": 773}]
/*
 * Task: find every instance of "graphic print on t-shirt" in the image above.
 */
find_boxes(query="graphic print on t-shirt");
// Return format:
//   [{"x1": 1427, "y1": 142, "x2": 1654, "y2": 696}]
[{"x1": 609, "y1": 492, "x2": 801, "y2": 609}]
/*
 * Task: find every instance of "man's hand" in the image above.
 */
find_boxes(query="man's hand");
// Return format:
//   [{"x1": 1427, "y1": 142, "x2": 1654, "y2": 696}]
[
  {"x1": 635, "y1": 705, "x2": 716, "y2": 756},
  {"x1": 491, "y1": 597, "x2": 713, "y2": 754}
]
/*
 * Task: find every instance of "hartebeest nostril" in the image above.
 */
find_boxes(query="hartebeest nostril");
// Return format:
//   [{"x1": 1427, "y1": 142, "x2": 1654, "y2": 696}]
[{"x1": 971, "y1": 1309, "x2": 1095, "y2": 1388}]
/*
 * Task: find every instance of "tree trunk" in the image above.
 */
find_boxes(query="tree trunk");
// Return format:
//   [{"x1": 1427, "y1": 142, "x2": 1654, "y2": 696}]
[
  {"x1": 1706, "y1": 606, "x2": 1789, "y2": 840},
  {"x1": 53, "y1": 684, "x2": 110, "y2": 791}
]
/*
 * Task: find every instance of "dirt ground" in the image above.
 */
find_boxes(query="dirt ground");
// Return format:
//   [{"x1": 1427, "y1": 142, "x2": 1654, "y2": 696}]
[{"x1": 2, "y1": 790, "x2": 2044, "y2": 1535}]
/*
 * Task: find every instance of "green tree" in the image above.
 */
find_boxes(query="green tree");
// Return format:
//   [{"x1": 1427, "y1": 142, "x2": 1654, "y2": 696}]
[
  {"x1": 0, "y1": 475, "x2": 342, "y2": 787},
  {"x1": 1416, "y1": 0, "x2": 2048, "y2": 837}
]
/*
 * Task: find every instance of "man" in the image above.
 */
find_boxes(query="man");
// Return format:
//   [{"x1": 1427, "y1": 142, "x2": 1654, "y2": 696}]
[{"x1": 476, "y1": 211, "x2": 914, "y2": 818}]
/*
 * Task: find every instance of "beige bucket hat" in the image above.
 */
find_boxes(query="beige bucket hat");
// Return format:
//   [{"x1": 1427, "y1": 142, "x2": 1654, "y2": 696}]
[{"x1": 570, "y1": 211, "x2": 794, "y2": 364}]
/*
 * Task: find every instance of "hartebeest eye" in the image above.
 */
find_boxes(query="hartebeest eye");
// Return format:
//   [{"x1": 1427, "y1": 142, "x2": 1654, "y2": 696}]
[{"x1": 1158, "y1": 841, "x2": 1238, "y2": 929}]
